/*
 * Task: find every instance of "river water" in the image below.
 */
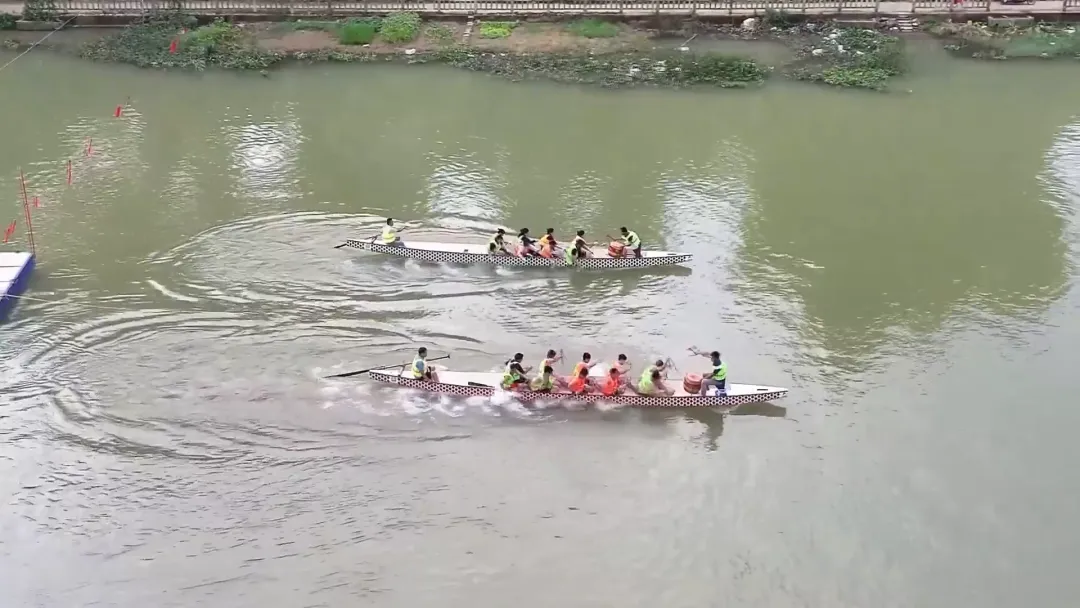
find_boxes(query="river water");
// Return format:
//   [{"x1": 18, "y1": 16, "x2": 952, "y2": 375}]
[{"x1": 1, "y1": 43, "x2": 1080, "y2": 607}]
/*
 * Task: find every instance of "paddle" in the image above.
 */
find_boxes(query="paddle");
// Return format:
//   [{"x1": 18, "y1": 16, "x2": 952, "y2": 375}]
[{"x1": 324, "y1": 354, "x2": 449, "y2": 379}]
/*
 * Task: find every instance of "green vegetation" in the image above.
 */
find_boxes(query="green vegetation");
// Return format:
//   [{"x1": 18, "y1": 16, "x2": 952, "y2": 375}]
[
  {"x1": 790, "y1": 28, "x2": 905, "y2": 91},
  {"x1": 0, "y1": 13, "x2": 17, "y2": 30},
  {"x1": 928, "y1": 21, "x2": 1080, "y2": 59},
  {"x1": 479, "y1": 21, "x2": 517, "y2": 39},
  {"x1": 339, "y1": 19, "x2": 378, "y2": 45},
  {"x1": 21, "y1": 0, "x2": 57, "y2": 21},
  {"x1": 81, "y1": 15, "x2": 281, "y2": 70},
  {"x1": 433, "y1": 47, "x2": 767, "y2": 88},
  {"x1": 379, "y1": 12, "x2": 421, "y2": 43},
  {"x1": 567, "y1": 18, "x2": 619, "y2": 39},
  {"x1": 285, "y1": 20, "x2": 341, "y2": 33},
  {"x1": 425, "y1": 23, "x2": 455, "y2": 46}
]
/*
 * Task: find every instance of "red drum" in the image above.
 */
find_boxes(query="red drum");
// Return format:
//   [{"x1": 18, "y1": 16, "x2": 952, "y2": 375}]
[
  {"x1": 608, "y1": 241, "x2": 626, "y2": 258},
  {"x1": 683, "y1": 373, "x2": 703, "y2": 394}
]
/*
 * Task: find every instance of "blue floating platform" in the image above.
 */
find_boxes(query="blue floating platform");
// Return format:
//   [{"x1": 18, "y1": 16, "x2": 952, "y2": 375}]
[{"x1": 0, "y1": 251, "x2": 35, "y2": 323}]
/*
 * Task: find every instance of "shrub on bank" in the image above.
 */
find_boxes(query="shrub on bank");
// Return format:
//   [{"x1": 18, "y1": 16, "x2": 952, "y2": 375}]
[
  {"x1": 340, "y1": 19, "x2": 378, "y2": 45},
  {"x1": 380, "y1": 12, "x2": 421, "y2": 43},
  {"x1": 479, "y1": 21, "x2": 516, "y2": 39},
  {"x1": 0, "y1": 13, "x2": 17, "y2": 30}
]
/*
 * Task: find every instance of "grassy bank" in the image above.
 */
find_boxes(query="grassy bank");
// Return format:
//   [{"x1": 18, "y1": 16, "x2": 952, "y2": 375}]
[
  {"x1": 63, "y1": 13, "x2": 910, "y2": 91},
  {"x1": 927, "y1": 20, "x2": 1080, "y2": 60}
]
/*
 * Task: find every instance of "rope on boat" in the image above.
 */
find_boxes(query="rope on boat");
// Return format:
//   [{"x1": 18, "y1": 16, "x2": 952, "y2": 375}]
[{"x1": 0, "y1": 16, "x2": 79, "y2": 75}]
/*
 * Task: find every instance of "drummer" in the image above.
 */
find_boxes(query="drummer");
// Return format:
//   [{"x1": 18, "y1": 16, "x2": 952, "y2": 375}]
[
  {"x1": 691, "y1": 348, "x2": 727, "y2": 396},
  {"x1": 619, "y1": 226, "x2": 642, "y2": 258}
]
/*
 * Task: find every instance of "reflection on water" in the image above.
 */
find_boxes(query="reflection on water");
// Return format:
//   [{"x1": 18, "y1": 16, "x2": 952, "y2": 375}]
[{"x1": 0, "y1": 49, "x2": 1078, "y2": 607}]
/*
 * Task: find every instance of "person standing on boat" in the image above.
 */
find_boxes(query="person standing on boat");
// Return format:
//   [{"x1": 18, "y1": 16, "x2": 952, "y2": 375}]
[
  {"x1": 488, "y1": 228, "x2": 510, "y2": 255},
  {"x1": 382, "y1": 218, "x2": 403, "y2": 247},
  {"x1": 502, "y1": 353, "x2": 529, "y2": 390},
  {"x1": 529, "y1": 366, "x2": 557, "y2": 392},
  {"x1": 691, "y1": 348, "x2": 727, "y2": 396},
  {"x1": 619, "y1": 226, "x2": 642, "y2": 258},
  {"x1": 573, "y1": 230, "x2": 593, "y2": 258},
  {"x1": 517, "y1": 228, "x2": 538, "y2": 257},
  {"x1": 411, "y1": 347, "x2": 439, "y2": 382}
]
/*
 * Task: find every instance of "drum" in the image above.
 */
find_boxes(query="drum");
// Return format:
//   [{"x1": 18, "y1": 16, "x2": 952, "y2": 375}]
[
  {"x1": 608, "y1": 241, "x2": 626, "y2": 258},
  {"x1": 682, "y1": 373, "x2": 703, "y2": 395}
]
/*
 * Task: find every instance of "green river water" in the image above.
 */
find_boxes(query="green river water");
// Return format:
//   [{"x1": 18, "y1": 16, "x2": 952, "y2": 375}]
[{"x1": 1, "y1": 43, "x2": 1079, "y2": 606}]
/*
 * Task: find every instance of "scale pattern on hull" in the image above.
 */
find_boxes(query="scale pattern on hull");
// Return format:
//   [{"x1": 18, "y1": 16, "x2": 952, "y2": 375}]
[
  {"x1": 342, "y1": 240, "x2": 692, "y2": 270},
  {"x1": 369, "y1": 371, "x2": 787, "y2": 408}
]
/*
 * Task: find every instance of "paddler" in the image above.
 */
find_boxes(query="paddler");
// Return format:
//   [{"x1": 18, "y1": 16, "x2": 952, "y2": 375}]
[
  {"x1": 538, "y1": 349, "x2": 562, "y2": 375},
  {"x1": 411, "y1": 347, "x2": 439, "y2": 382},
  {"x1": 601, "y1": 366, "x2": 623, "y2": 397},
  {"x1": 614, "y1": 354, "x2": 632, "y2": 385},
  {"x1": 691, "y1": 348, "x2": 727, "y2": 396},
  {"x1": 502, "y1": 353, "x2": 530, "y2": 390},
  {"x1": 517, "y1": 228, "x2": 538, "y2": 257},
  {"x1": 619, "y1": 226, "x2": 642, "y2": 258},
  {"x1": 563, "y1": 246, "x2": 579, "y2": 267},
  {"x1": 636, "y1": 369, "x2": 672, "y2": 396},
  {"x1": 529, "y1": 366, "x2": 557, "y2": 393},
  {"x1": 538, "y1": 228, "x2": 558, "y2": 250},
  {"x1": 571, "y1": 352, "x2": 597, "y2": 379},
  {"x1": 382, "y1": 218, "x2": 403, "y2": 247},
  {"x1": 573, "y1": 230, "x2": 593, "y2": 258},
  {"x1": 567, "y1": 366, "x2": 591, "y2": 395},
  {"x1": 487, "y1": 228, "x2": 510, "y2": 255},
  {"x1": 539, "y1": 239, "x2": 555, "y2": 259}
]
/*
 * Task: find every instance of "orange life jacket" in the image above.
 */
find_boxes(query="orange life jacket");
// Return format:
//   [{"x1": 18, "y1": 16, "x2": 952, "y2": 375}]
[
  {"x1": 572, "y1": 362, "x2": 588, "y2": 377},
  {"x1": 569, "y1": 376, "x2": 588, "y2": 394},
  {"x1": 602, "y1": 377, "x2": 620, "y2": 396},
  {"x1": 539, "y1": 243, "x2": 553, "y2": 258}
]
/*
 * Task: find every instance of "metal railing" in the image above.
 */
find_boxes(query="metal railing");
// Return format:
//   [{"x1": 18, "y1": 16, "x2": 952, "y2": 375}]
[{"x1": 47, "y1": 0, "x2": 1080, "y2": 15}]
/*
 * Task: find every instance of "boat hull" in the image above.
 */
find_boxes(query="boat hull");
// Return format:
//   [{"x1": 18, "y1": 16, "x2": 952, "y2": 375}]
[
  {"x1": 368, "y1": 369, "x2": 787, "y2": 409},
  {"x1": 341, "y1": 239, "x2": 692, "y2": 270}
]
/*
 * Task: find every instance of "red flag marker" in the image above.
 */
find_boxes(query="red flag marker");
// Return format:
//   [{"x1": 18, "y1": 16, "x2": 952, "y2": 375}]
[
  {"x1": 169, "y1": 38, "x2": 179, "y2": 54},
  {"x1": 32, "y1": 196, "x2": 39, "y2": 208},
  {"x1": 114, "y1": 104, "x2": 123, "y2": 117},
  {"x1": 66, "y1": 159, "x2": 72, "y2": 185},
  {"x1": 2, "y1": 220, "x2": 15, "y2": 244},
  {"x1": 85, "y1": 137, "x2": 93, "y2": 156}
]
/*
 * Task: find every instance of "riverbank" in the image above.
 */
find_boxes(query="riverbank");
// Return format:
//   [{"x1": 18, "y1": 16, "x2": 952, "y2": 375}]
[{"x1": 2, "y1": 13, "x2": 911, "y2": 91}]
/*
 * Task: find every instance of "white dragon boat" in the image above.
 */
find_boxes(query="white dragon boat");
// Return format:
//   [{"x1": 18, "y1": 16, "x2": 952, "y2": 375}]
[
  {"x1": 338, "y1": 238, "x2": 692, "y2": 270},
  {"x1": 368, "y1": 364, "x2": 787, "y2": 409}
]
